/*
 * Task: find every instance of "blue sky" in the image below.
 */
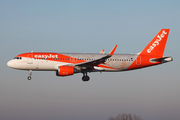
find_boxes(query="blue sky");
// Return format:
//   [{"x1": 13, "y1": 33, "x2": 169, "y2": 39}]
[{"x1": 0, "y1": 0, "x2": 180, "y2": 120}]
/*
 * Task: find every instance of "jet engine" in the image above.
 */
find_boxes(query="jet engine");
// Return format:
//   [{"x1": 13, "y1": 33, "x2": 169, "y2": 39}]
[{"x1": 56, "y1": 66, "x2": 75, "y2": 76}]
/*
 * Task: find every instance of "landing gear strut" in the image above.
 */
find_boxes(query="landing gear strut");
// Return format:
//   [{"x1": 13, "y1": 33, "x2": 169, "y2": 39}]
[
  {"x1": 82, "y1": 72, "x2": 90, "y2": 81},
  {"x1": 27, "y1": 70, "x2": 32, "y2": 80}
]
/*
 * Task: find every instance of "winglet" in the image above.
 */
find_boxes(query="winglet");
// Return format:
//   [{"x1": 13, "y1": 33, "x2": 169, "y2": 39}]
[
  {"x1": 109, "y1": 45, "x2": 118, "y2": 55},
  {"x1": 100, "y1": 49, "x2": 105, "y2": 54}
]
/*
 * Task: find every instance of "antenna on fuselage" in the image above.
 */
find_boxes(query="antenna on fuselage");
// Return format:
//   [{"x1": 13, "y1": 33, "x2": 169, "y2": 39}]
[{"x1": 31, "y1": 51, "x2": 33, "y2": 53}]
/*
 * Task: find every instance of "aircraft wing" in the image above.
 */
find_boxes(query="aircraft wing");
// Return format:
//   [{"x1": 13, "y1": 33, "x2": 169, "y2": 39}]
[
  {"x1": 74, "y1": 54, "x2": 111, "y2": 67},
  {"x1": 68, "y1": 45, "x2": 117, "y2": 68}
]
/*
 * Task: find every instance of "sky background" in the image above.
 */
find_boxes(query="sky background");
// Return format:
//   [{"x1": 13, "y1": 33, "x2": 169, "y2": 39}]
[{"x1": 0, "y1": 0, "x2": 180, "y2": 120}]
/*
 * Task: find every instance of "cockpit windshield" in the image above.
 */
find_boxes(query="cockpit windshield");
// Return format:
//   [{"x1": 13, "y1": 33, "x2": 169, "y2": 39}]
[{"x1": 14, "y1": 57, "x2": 22, "y2": 59}]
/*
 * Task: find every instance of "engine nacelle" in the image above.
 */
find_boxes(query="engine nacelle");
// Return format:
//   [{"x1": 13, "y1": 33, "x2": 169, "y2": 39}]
[{"x1": 56, "y1": 66, "x2": 74, "y2": 76}]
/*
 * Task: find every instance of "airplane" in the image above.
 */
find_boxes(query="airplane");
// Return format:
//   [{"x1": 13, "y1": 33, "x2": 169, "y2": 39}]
[{"x1": 7, "y1": 29, "x2": 173, "y2": 81}]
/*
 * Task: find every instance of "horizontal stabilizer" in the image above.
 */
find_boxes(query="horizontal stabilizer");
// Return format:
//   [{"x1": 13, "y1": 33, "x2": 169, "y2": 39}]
[{"x1": 150, "y1": 56, "x2": 173, "y2": 63}]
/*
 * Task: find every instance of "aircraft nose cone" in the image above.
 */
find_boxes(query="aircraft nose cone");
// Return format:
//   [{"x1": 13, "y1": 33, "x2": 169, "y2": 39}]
[{"x1": 7, "y1": 60, "x2": 13, "y2": 68}]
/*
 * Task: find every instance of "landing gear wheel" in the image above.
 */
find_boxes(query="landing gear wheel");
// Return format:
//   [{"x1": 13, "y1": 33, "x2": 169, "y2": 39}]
[
  {"x1": 27, "y1": 76, "x2": 31, "y2": 80},
  {"x1": 82, "y1": 72, "x2": 90, "y2": 81},
  {"x1": 27, "y1": 70, "x2": 32, "y2": 80},
  {"x1": 86, "y1": 76, "x2": 90, "y2": 81},
  {"x1": 82, "y1": 76, "x2": 86, "y2": 81},
  {"x1": 82, "y1": 76, "x2": 90, "y2": 81}
]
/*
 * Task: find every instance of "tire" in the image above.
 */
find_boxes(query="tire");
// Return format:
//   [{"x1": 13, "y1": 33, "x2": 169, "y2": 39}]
[
  {"x1": 27, "y1": 76, "x2": 31, "y2": 80},
  {"x1": 82, "y1": 76, "x2": 90, "y2": 81},
  {"x1": 82, "y1": 76, "x2": 86, "y2": 81},
  {"x1": 86, "y1": 76, "x2": 90, "y2": 81}
]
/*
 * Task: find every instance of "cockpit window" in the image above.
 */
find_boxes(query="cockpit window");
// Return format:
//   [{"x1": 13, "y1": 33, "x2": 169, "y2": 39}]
[{"x1": 14, "y1": 57, "x2": 22, "y2": 59}]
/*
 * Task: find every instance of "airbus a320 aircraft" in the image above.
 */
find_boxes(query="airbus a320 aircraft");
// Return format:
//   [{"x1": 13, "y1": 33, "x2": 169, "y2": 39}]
[{"x1": 7, "y1": 29, "x2": 173, "y2": 81}]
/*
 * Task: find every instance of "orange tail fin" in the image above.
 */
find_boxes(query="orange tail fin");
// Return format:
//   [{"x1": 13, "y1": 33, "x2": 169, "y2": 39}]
[{"x1": 140, "y1": 29, "x2": 170, "y2": 57}]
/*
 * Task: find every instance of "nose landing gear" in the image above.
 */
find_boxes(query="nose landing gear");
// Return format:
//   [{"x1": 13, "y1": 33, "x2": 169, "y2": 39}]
[
  {"x1": 82, "y1": 72, "x2": 90, "y2": 81},
  {"x1": 27, "y1": 76, "x2": 31, "y2": 80},
  {"x1": 27, "y1": 70, "x2": 32, "y2": 80}
]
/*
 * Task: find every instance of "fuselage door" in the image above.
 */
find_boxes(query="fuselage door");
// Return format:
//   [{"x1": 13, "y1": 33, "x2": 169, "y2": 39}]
[
  {"x1": 27, "y1": 54, "x2": 33, "y2": 64},
  {"x1": 136, "y1": 56, "x2": 141, "y2": 65}
]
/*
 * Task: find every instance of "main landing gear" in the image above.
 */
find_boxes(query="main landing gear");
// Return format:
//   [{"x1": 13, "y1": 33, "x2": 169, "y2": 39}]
[
  {"x1": 82, "y1": 72, "x2": 90, "y2": 81},
  {"x1": 27, "y1": 70, "x2": 32, "y2": 80}
]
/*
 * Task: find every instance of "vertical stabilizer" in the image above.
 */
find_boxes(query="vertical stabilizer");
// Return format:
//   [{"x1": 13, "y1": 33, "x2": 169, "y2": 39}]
[{"x1": 140, "y1": 29, "x2": 170, "y2": 57}]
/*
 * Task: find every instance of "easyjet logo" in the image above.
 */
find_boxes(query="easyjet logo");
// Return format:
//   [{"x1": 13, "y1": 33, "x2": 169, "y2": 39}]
[
  {"x1": 34, "y1": 54, "x2": 58, "y2": 58},
  {"x1": 147, "y1": 30, "x2": 167, "y2": 53}
]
